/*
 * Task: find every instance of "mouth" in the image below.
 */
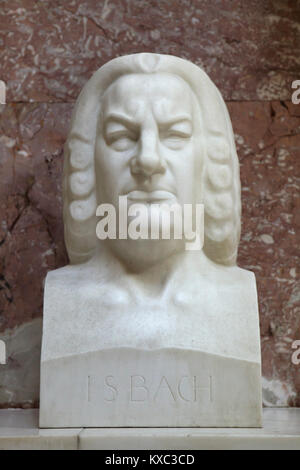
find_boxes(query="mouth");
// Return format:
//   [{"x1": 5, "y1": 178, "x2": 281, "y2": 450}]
[{"x1": 126, "y1": 190, "x2": 176, "y2": 203}]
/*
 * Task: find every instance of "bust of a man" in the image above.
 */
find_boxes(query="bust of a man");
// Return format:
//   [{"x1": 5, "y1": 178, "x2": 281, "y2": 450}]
[{"x1": 40, "y1": 54, "x2": 262, "y2": 428}]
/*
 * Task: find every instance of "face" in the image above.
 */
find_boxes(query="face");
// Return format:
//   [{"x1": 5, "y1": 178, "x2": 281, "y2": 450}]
[{"x1": 95, "y1": 73, "x2": 200, "y2": 214}]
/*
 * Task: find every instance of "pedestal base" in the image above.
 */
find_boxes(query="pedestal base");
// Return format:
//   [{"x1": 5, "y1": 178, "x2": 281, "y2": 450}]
[{"x1": 40, "y1": 348, "x2": 262, "y2": 428}]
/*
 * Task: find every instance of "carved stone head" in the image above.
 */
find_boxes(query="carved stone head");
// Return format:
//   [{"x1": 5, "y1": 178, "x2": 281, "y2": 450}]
[{"x1": 63, "y1": 53, "x2": 241, "y2": 266}]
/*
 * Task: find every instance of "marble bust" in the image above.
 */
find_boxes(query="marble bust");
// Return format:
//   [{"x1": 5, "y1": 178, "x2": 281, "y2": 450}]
[{"x1": 40, "y1": 53, "x2": 262, "y2": 428}]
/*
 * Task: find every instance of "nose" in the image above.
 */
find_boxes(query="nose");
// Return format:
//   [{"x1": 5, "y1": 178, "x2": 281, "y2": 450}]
[{"x1": 130, "y1": 129, "x2": 165, "y2": 178}]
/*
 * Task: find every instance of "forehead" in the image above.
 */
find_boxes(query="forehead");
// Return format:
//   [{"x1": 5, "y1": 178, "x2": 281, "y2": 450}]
[{"x1": 102, "y1": 73, "x2": 194, "y2": 118}]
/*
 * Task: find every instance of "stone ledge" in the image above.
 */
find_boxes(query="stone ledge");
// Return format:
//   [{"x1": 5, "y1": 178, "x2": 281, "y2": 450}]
[{"x1": 0, "y1": 408, "x2": 299, "y2": 450}]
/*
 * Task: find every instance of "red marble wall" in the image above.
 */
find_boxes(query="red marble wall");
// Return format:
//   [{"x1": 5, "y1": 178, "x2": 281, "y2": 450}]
[{"x1": 0, "y1": 0, "x2": 299, "y2": 408}]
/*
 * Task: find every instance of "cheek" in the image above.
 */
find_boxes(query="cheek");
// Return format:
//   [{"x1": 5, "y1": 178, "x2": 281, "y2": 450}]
[
  {"x1": 96, "y1": 138, "x2": 133, "y2": 170},
  {"x1": 94, "y1": 142, "x2": 117, "y2": 199},
  {"x1": 164, "y1": 143, "x2": 196, "y2": 201},
  {"x1": 163, "y1": 141, "x2": 195, "y2": 173},
  {"x1": 95, "y1": 140, "x2": 130, "y2": 202},
  {"x1": 96, "y1": 140, "x2": 120, "y2": 176}
]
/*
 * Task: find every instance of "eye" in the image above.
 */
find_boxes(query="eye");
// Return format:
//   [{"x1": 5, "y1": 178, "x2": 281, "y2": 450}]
[
  {"x1": 107, "y1": 131, "x2": 137, "y2": 151},
  {"x1": 161, "y1": 123, "x2": 192, "y2": 150},
  {"x1": 160, "y1": 120, "x2": 192, "y2": 149},
  {"x1": 165, "y1": 130, "x2": 191, "y2": 140},
  {"x1": 105, "y1": 120, "x2": 138, "y2": 151}
]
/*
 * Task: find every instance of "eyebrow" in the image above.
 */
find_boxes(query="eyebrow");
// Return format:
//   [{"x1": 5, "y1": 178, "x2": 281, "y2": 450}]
[
  {"x1": 158, "y1": 116, "x2": 192, "y2": 128},
  {"x1": 105, "y1": 113, "x2": 139, "y2": 131},
  {"x1": 106, "y1": 113, "x2": 192, "y2": 130}
]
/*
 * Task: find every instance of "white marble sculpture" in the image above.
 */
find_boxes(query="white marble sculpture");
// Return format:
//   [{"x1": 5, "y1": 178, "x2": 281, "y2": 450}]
[{"x1": 40, "y1": 53, "x2": 262, "y2": 428}]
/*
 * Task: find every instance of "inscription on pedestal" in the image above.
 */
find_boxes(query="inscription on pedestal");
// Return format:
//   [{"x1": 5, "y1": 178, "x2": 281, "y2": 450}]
[{"x1": 87, "y1": 374, "x2": 213, "y2": 404}]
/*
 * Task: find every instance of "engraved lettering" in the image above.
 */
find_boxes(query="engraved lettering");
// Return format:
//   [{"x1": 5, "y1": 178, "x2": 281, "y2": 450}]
[
  {"x1": 88, "y1": 373, "x2": 213, "y2": 404},
  {"x1": 130, "y1": 375, "x2": 149, "y2": 402},
  {"x1": 178, "y1": 375, "x2": 196, "y2": 402},
  {"x1": 104, "y1": 375, "x2": 118, "y2": 401},
  {"x1": 154, "y1": 376, "x2": 176, "y2": 402},
  {"x1": 194, "y1": 375, "x2": 213, "y2": 402}
]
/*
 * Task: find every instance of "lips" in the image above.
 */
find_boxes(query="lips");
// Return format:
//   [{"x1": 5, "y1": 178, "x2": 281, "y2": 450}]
[{"x1": 126, "y1": 190, "x2": 176, "y2": 203}]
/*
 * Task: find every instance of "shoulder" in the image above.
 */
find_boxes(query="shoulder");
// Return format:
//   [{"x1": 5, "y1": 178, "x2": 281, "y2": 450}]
[
  {"x1": 221, "y1": 265, "x2": 256, "y2": 283},
  {"x1": 44, "y1": 260, "x2": 119, "y2": 298},
  {"x1": 199, "y1": 261, "x2": 258, "y2": 299},
  {"x1": 45, "y1": 262, "x2": 94, "y2": 289},
  {"x1": 201, "y1": 254, "x2": 256, "y2": 284},
  {"x1": 215, "y1": 265, "x2": 258, "y2": 296}
]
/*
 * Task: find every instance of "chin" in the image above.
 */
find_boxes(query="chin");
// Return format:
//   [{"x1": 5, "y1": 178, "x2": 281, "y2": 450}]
[{"x1": 108, "y1": 238, "x2": 184, "y2": 273}]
